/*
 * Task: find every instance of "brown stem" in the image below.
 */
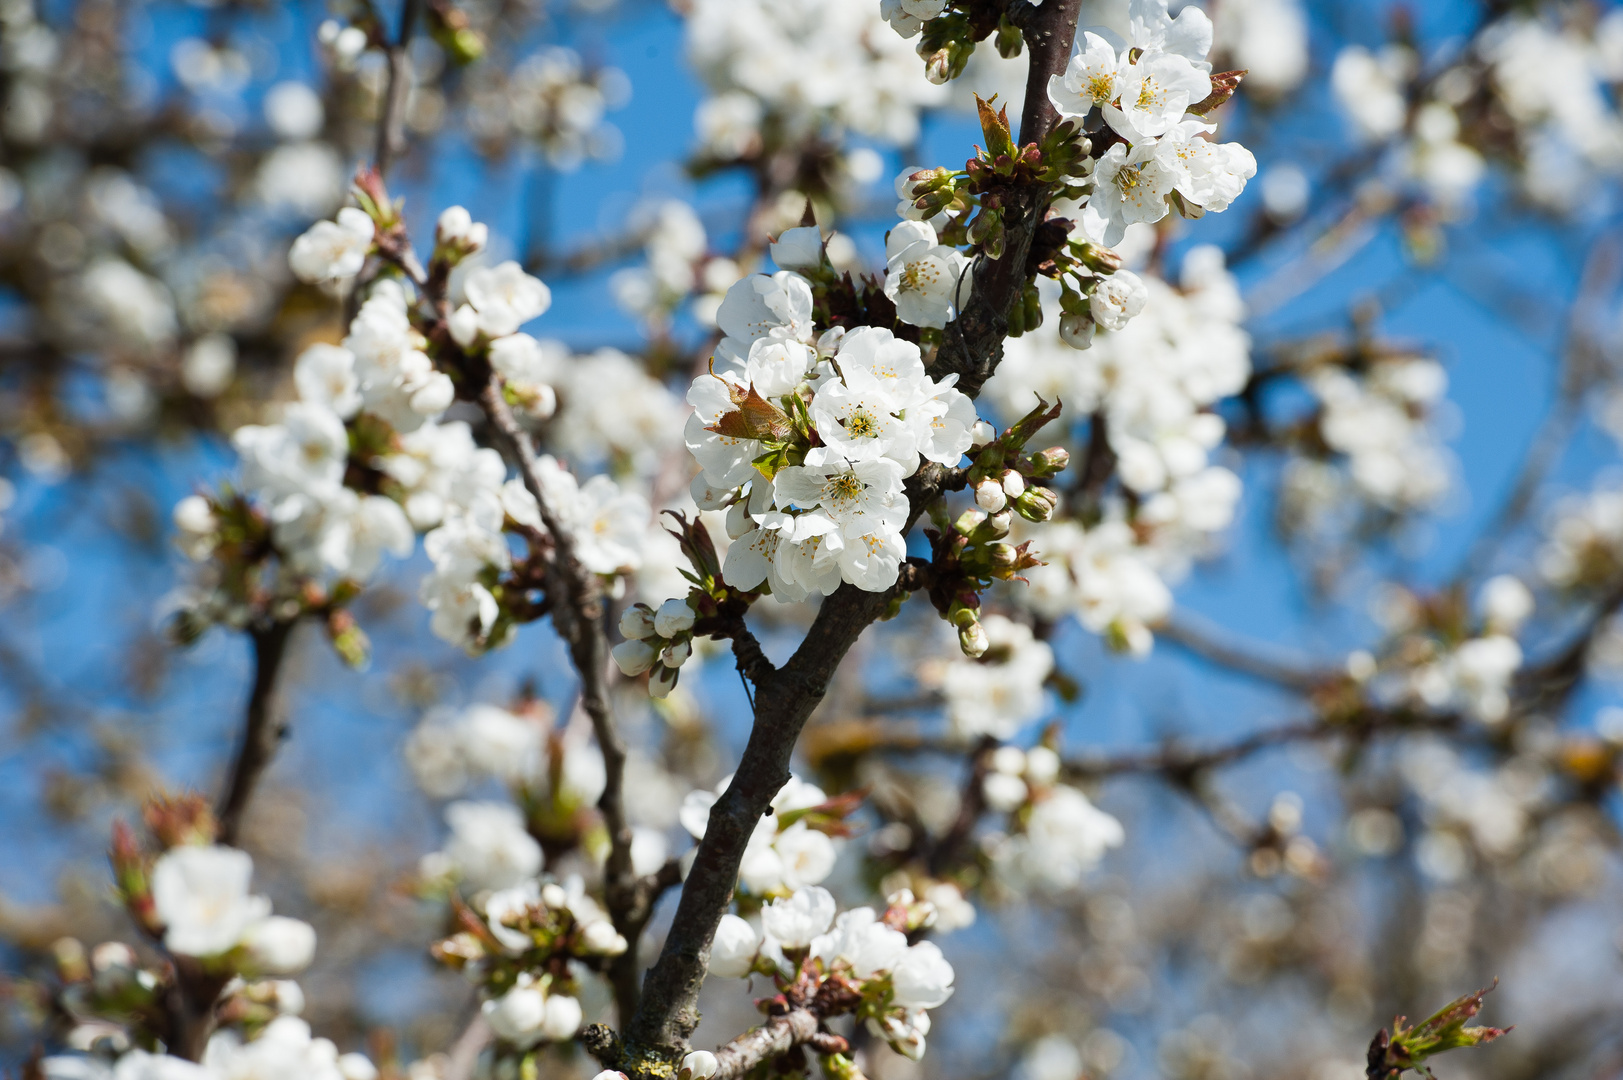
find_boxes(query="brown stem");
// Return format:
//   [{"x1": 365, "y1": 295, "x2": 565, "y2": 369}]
[
  {"x1": 624, "y1": 2, "x2": 1086, "y2": 1059},
  {"x1": 1156, "y1": 611, "x2": 1331, "y2": 693},
  {"x1": 1063, "y1": 708, "x2": 1468, "y2": 783},
  {"x1": 474, "y1": 380, "x2": 641, "y2": 1024},
  {"x1": 216, "y1": 619, "x2": 296, "y2": 847},
  {"x1": 373, "y1": 0, "x2": 423, "y2": 179},
  {"x1": 711, "y1": 1008, "x2": 821, "y2": 1080}
]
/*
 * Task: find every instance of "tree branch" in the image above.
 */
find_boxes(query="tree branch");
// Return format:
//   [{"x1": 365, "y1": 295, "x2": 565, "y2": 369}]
[
  {"x1": 1156, "y1": 610, "x2": 1332, "y2": 693},
  {"x1": 1062, "y1": 708, "x2": 1466, "y2": 783},
  {"x1": 216, "y1": 618, "x2": 297, "y2": 847},
  {"x1": 711, "y1": 1008, "x2": 822, "y2": 1080},
  {"x1": 474, "y1": 379, "x2": 642, "y2": 1024},
  {"x1": 374, "y1": 0, "x2": 423, "y2": 179},
  {"x1": 624, "y1": 1, "x2": 1087, "y2": 1060}
]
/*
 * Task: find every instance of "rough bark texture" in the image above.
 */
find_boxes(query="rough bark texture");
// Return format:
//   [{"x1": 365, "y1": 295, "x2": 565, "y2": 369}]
[
  {"x1": 216, "y1": 618, "x2": 295, "y2": 847},
  {"x1": 936, "y1": 0, "x2": 1083, "y2": 398},
  {"x1": 712, "y1": 1009, "x2": 821, "y2": 1080},
  {"x1": 622, "y1": 1, "x2": 1086, "y2": 1063}
]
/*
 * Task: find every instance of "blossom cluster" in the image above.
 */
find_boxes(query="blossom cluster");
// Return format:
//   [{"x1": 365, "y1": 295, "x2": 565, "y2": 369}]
[
  {"x1": 1047, "y1": 1, "x2": 1256, "y2": 247},
  {"x1": 685, "y1": 269, "x2": 978, "y2": 597},
  {"x1": 1331, "y1": 9, "x2": 1623, "y2": 213},
  {"x1": 1361, "y1": 575, "x2": 1534, "y2": 727},
  {"x1": 707, "y1": 886, "x2": 955, "y2": 1061},
  {"x1": 430, "y1": 876, "x2": 631, "y2": 1053},
  {"x1": 685, "y1": 0, "x2": 946, "y2": 156},
  {"x1": 44, "y1": 821, "x2": 361, "y2": 1080},
  {"x1": 1286, "y1": 353, "x2": 1453, "y2": 522},
  {"x1": 170, "y1": 199, "x2": 652, "y2": 657},
  {"x1": 984, "y1": 245, "x2": 1250, "y2": 655},
  {"x1": 613, "y1": 598, "x2": 700, "y2": 699}
]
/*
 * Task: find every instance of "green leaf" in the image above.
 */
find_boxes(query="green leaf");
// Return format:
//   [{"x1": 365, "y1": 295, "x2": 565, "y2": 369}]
[{"x1": 975, "y1": 94, "x2": 1015, "y2": 161}]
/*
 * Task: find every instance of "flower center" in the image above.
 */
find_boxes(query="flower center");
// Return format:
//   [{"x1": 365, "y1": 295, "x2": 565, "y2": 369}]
[
  {"x1": 1088, "y1": 72, "x2": 1115, "y2": 102},
  {"x1": 844, "y1": 407, "x2": 880, "y2": 439},
  {"x1": 825, "y1": 472, "x2": 864, "y2": 506},
  {"x1": 1135, "y1": 76, "x2": 1163, "y2": 111}
]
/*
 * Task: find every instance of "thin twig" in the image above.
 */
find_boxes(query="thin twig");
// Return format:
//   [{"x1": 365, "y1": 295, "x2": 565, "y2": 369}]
[
  {"x1": 373, "y1": 0, "x2": 423, "y2": 180},
  {"x1": 1156, "y1": 609, "x2": 1332, "y2": 693},
  {"x1": 474, "y1": 379, "x2": 641, "y2": 1024},
  {"x1": 711, "y1": 1009, "x2": 822, "y2": 1080},
  {"x1": 216, "y1": 618, "x2": 297, "y2": 847}
]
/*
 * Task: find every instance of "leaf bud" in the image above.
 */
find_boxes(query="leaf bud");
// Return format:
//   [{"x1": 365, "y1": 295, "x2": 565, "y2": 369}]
[
  {"x1": 1014, "y1": 486, "x2": 1058, "y2": 522},
  {"x1": 1029, "y1": 446, "x2": 1070, "y2": 476}
]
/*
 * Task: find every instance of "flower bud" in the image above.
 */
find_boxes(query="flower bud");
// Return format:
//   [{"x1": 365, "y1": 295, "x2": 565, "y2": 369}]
[
  {"x1": 649, "y1": 665, "x2": 679, "y2": 699},
  {"x1": 1058, "y1": 312, "x2": 1094, "y2": 350},
  {"x1": 1078, "y1": 243, "x2": 1124, "y2": 273},
  {"x1": 540, "y1": 883, "x2": 568, "y2": 909},
  {"x1": 974, "y1": 478, "x2": 1007, "y2": 513},
  {"x1": 1030, "y1": 446, "x2": 1069, "y2": 476},
  {"x1": 1024, "y1": 745, "x2": 1061, "y2": 786},
  {"x1": 619, "y1": 604, "x2": 657, "y2": 641},
  {"x1": 435, "y1": 205, "x2": 489, "y2": 258},
  {"x1": 612, "y1": 639, "x2": 657, "y2": 676},
  {"x1": 970, "y1": 420, "x2": 996, "y2": 448},
  {"x1": 981, "y1": 772, "x2": 1028, "y2": 812},
  {"x1": 661, "y1": 639, "x2": 692, "y2": 668},
  {"x1": 959, "y1": 619, "x2": 989, "y2": 658},
  {"x1": 541, "y1": 994, "x2": 583, "y2": 1040},
  {"x1": 987, "y1": 542, "x2": 1019, "y2": 578},
  {"x1": 981, "y1": 510, "x2": 1013, "y2": 540},
  {"x1": 1014, "y1": 486, "x2": 1058, "y2": 522},
  {"x1": 581, "y1": 919, "x2": 628, "y2": 956},
  {"x1": 654, "y1": 597, "x2": 697, "y2": 638},
  {"x1": 448, "y1": 304, "x2": 481, "y2": 348},
  {"x1": 173, "y1": 495, "x2": 217, "y2": 536},
  {"x1": 680, "y1": 1051, "x2": 719, "y2": 1080},
  {"x1": 1000, "y1": 469, "x2": 1025, "y2": 498},
  {"x1": 242, "y1": 916, "x2": 317, "y2": 975},
  {"x1": 924, "y1": 48, "x2": 952, "y2": 85},
  {"x1": 816, "y1": 326, "x2": 847, "y2": 358}
]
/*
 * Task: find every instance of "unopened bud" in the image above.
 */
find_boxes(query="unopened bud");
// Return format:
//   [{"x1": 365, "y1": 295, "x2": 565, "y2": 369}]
[
  {"x1": 680, "y1": 1051, "x2": 719, "y2": 1080},
  {"x1": 970, "y1": 420, "x2": 996, "y2": 448},
  {"x1": 959, "y1": 620, "x2": 989, "y2": 658},
  {"x1": 987, "y1": 542, "x2": 1019, "y2": 578},
  {"x1": 1078, "y1": 243, "x2": 1124, "y2": 274},
  {"x1": 541, "y1": 883, "x2": 568, "y2": 909},
  {"x1": 1030, "y1": 446, "x2": 1069, "y2": 476},
  {"x1": 1014, "y1": 486, "x2": 1058, "y2": 522},
  {"x1": 448, "y1": 304, "x2": 480, "y2": 348},
  {"x1": 618, "y1": 604, "x2": 657, "y2": 641},
  {"x1": 924, "y1": 48, "x2": 951, "y2": 84},
  {"x1": 435, "y1": 206, "x2": 489, "y2": 260},
  {"x1": 581, "y1": 919, "x2": 628, "y2": 956},
  {"x1": 974, "y1": 478, "x2": 1007, "y2": 513},
  {"x1": 649, "y1": 665, "x2": 679, "y2": 699},
  {"x1": 1058, "y1": 312, "x2": 1094, "y2": 350},
  {"x1": 654, "y1": 597, "x2": 697, "y2": 637},
  {"x1": 612, "y1": 638, "x2": 657, "y2": 676},
  {"x1": 1000, "y1": 469, "x2": 1025, "y2": 498},
  {"x1": 978, "y1": 509, "x2": 1013, "y2": 540},
  {"x1": 661, "y1": 639, "x2": 692, "y2": 668}
]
